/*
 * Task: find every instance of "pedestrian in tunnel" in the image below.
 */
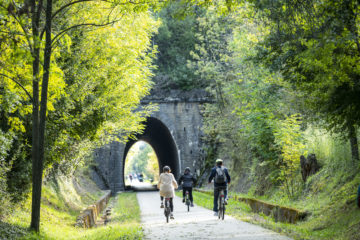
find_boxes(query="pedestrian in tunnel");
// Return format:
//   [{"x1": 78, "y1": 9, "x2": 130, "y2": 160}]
[
  {"x1": 208, "y1": 159, "x2": 231, "y2": 216},
  {"x1": 178, "y1": 167, "x2": 196, "y2": 207},
  {"x1": 157, "y1": 166, "x2": 178, "y2": 219}
]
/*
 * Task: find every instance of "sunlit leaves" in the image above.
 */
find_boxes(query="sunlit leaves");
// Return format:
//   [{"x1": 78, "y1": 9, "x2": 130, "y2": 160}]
[
  {"x1": 255, "y1": 0, "x2": 360, "y2": 138},
  {"x1": 274, "y1": 114, "x2": 306, "y2": 197}
]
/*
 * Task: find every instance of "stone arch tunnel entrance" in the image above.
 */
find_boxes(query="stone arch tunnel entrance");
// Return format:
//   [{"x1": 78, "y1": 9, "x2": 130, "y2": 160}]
[
  {"x1": 92, "y1": 92, "x2": 207, "y2": 193},
  {"x1": 123, "y1": 117, "x2": 180, "y2": 183}
]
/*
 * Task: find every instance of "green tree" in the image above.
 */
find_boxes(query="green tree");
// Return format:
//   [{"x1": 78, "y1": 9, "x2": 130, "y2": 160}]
[
  {"x1": 274, "y1": 114, "x2": 306, "y2": 198},
  {"x1": 1, "y1": 0, "x2": 161, "y2": 232},
  {"x1": 199, "y1": 7, "x2": 300, "y2": 193},
  {"x1": 252, "y1": 0, "x2": 360, "y2": 162},
  {"x1": 152, "y1": 1, "x2": 199, "y2": 89}
]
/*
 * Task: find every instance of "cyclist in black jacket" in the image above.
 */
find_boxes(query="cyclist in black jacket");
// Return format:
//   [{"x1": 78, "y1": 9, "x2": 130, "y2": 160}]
[
  {"x1": 178, "y1": 167, "x2": 196, "y2": 207},
  {"x1": 208, "y1": 159, "x2": 231, "y2": 216}
]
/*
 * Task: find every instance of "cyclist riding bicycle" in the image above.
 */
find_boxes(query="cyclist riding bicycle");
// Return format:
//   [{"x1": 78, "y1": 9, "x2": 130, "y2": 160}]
[
  {"x1": 208, "y1": 159, "x2": 231, "y2": 216},
  {"x1": 178, "y1": 167, "x2": 196, "y2": 207},
  {"x1": 157, "y1": 166, "x2": 178, "y2": 219}
]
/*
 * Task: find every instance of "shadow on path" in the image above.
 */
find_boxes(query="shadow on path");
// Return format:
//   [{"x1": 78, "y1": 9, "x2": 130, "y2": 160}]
[{"x1": 137, "y1": 191, "x2": 293, "y2": 240}]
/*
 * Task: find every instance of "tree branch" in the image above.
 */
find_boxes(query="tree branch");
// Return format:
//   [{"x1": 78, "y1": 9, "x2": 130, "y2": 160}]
[
  {"x1": 0, "y1": 73, "x2": 33, "y2": 102},
  {"x1": 52, "y1": 0, "x2": 94, "y2": 20},
  {"x1": 0, "y1": 3, "x2": 34, "y2": 53},
  {"x1": 51, "y1": 20, "x2": 121, "y2": 47}
]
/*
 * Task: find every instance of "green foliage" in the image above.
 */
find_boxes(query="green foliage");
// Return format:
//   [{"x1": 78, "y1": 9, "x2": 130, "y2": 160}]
[
  {"x1": 45, "y1": 8, "x2": 160, "y2": 173},
  {"x1": 153, "y1": 1, "x2": 237, "y2": 90},
  {"x1": 125, "y1": 142, "x2": 159, "y2": 182},
  {"x1": 200, "y1": 10, "x2": 296, "y2": 194},
  {"x1": 0, "y1": 130, "x2": 13, "y2": 217},
  {"x1": 274, "y1": 114, "x2": 306, "y2": 198},
  {"x1": 252, "y1": 0, "x2": 360, "y2": 147},
  {"x1": 0, "y1": 174, "x2": 143, "y2": 239},
  {"x1": 188, "y1": 6, "x2": 235, "y2": 94},
  {"x1": 0, "y1": 0, "x2": 160, "y2": 203},
  {"x1": 153, "y1": 2, "x2": 199, "y2": 89}
]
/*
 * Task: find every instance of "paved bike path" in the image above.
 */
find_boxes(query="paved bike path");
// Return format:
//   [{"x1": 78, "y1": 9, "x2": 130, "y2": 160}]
[{"x1": 137, "y1": 192, "x2": 292, "y2": 240}]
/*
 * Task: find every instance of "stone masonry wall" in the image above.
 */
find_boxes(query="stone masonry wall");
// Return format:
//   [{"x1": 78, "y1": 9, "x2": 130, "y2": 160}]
[{"x1": 92, "y1": 89, "x2": 210, "y2": 193}]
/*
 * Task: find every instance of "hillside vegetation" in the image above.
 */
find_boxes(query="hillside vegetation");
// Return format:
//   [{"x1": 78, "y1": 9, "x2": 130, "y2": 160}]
[
  {"x1": 0, "y1": 170, "x2": 142, "y2": 239},
  {"x1": 156, "y1": 2, "x2": 360, "y2": 239}
]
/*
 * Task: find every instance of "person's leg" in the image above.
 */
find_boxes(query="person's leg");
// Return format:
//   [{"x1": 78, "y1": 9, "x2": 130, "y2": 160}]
[
  {"x1": 170, "y1": 198, "x2": 174, "y2": 219},
  {"x1": 170, "y1": 198, "x2": 174, "y2": 212},
  {"x1": 189, "y1": 187, "x2": 194, "y2": 206},
  {"x1": 182, "y1": 187, "x2": 186, "y2": 202},
  {"x1": 224, "y1": 187, "x2": 228, "y2": 204},
  {"x1": 183, "y1": 187, "x2": 189, "y2": 198},
  {"x1": 160, "y1": 196, "x2": 164, "y2": 208},
  {"x1": 189, "y1": 188, "x2": 193, "y2": 202},
  {"x1": 213, "y1": 187, "x2": 219, "y2": 212}
]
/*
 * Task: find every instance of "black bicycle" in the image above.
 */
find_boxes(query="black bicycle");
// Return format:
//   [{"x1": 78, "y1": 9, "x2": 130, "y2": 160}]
[
  {"x1": 164, "y1": 197, "x2": 171, "y2": 223},
  {"x1": 185, "y1": 190, "x2": 191, "y2": 212},
  {"x1": 218, "y1": 189, "x2": 225, "y2": 220}
]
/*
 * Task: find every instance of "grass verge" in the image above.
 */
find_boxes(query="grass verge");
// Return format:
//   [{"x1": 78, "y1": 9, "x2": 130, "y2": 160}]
[
  {"x1": 184, "y1": 171, "x2": 360, "y2": 240},
  {"x1": 0, "y1": 174, "x2": 143, "y2": 240}
]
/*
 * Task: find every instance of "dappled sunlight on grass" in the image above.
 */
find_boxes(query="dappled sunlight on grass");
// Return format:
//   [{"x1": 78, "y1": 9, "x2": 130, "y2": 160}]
[
  {"x1": 191, "y1": 171, "x2": 360, "y2": 240},
  {"x1": 1, "y1": 174, "x2": 143, "y2": 240}
]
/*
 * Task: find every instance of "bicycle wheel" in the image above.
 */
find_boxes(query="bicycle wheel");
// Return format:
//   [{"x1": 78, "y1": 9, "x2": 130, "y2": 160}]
[
  {"x1": 218, "y1": 198, "x2": 222, "y2": 219},
  {"x1": 166, "y1": 212, "x2": 169, "y2": 223},
  {"x1": 217, "y1": 196, "x2": 221, "y2": 219},
  {"x1": 185, "y1": 191, "x2": 190, "y2": 212}
]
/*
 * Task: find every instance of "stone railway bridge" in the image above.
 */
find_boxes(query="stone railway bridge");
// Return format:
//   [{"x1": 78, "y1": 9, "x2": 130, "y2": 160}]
[{"x1": 91, "y1": 90, "x2": 211, "y2": 193}]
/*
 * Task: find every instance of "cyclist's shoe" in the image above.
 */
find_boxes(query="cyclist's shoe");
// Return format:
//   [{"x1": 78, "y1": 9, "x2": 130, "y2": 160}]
[
  {"x1": 190, "y1": 202, "x2": 194, "y2": 207},
  {"x1": 182, "y1": 198, "x2": 185, "y2": 203},
  {"x1": 214, "y1": 211, "x2": 218, "y2": 216},
  {"x1": 224, "y1": 199, "x2": 228, "y2": 205},
  {"x1": 160, "y1": 202, "x2": 164, "y2": 208},
  {"x1": 170, "y1": 213, "x2": 174, "y2": 219}
]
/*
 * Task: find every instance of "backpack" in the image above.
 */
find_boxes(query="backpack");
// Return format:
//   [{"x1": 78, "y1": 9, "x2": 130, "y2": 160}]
[{"x1": 215, "y1": 167, "x2": 226, "y2": 184}]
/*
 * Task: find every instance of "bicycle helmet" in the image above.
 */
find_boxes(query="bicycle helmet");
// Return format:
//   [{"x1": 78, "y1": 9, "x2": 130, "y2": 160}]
[
  {"x1": 216, "y1": 159, "x2": 223, "y2": 165},
  {"x1": 163, "y1": 166, "x2": 171, "y2": 172},
  {"x1": 184, "y1": 167, "x2": 191, "y2": 173}
]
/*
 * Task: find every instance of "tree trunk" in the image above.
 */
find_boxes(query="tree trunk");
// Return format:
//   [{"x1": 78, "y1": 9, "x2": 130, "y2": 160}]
[
  {"x1": 349, "y1": 125, "x2": 359, "y2": 163},
  {"x1": 30, "y1": 0, "x2": 42, "y2": 232},
  {"x1": 30, "y1": 0, "x2": 52, "y2": 232}
]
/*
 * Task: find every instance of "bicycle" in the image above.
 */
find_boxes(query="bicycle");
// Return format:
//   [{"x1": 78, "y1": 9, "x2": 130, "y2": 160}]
[
  {"x1": 164, "y1": 198, "x2": 171, "y2": 223},
  {"x1": 185, "y1": 190, "x2": 191, "y2": 212},
  {"x1": 218, "y1": 188, "x2": 225, "y2": 220}
]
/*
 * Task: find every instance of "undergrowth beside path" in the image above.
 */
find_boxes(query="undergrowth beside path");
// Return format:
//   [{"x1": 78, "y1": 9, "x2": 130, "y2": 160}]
[
  {"x1": 0, "y1": 174, "x2": 143, "y2": 240},
  {"x1": 184, "y1": 170, "x2": 360, "y2": 240}
]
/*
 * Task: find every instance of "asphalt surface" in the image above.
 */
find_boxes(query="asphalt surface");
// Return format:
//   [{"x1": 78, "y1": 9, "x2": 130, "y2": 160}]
[{"x1": 137, "y1": 191, "x2": 293, "y2": 240}]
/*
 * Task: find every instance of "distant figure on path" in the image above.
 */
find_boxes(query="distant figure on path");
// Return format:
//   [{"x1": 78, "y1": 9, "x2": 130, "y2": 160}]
[
  {"x1": 158, "y1": 166, "x2": 178, "y2": 219},
  {"x1": 178, "y1": 167, "x2": 196, "y2": 207},
  {"x1": 208, "y1": 159, "x2": 231, "y2": 216},
  {"x1": 139, "y1": 173, "x2": 144, "y2": 182}
]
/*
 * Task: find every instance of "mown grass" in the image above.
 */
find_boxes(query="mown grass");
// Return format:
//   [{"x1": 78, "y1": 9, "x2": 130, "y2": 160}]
[{"x1": 0, "y1": 176, "x2": 143, "y2": 240}]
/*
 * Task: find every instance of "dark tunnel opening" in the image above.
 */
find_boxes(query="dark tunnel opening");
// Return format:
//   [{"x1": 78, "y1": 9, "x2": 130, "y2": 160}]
[{"x1": 123, "y1": 117, "x2": 180, "y2": 187}]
